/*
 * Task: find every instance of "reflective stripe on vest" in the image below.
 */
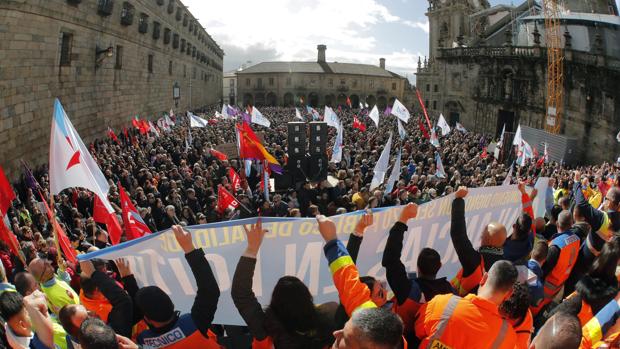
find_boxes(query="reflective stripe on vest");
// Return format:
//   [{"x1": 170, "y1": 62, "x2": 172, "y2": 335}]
[
  {"x1": 489, "y1": 320, "x2": 509, "y2": 349},
  {"x1": 425, "y1": 295, "x2": 461, "y2": 349}
]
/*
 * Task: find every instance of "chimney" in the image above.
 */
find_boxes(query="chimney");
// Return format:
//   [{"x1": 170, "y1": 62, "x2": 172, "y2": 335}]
[
  {"x1": 317, "y1": 44, "x2": 326, "y2": 63},
  {"x1": 379, "y1": 58, "x2": 386, "y2": 69}
]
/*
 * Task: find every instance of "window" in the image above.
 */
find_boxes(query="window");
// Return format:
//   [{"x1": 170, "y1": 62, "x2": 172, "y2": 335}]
[
  {"x1": 115, "y1": 45, "x2": 123, "y2": 69},
  {"x1": 164, "y1": 28, "x2": 171, "y2": 44},
  {"x1": 286, "y1": 77, "x2": 291, "y2": 86},
  {"x1": 434, "y1": 84, "x2": 438, "y2": 92},
  {"x1": 138, "y1": 13, "x2": 148, "y2": 34},
  {"x1": 352, "y1": 80, "x2": 357, "y2": 88},
  {"x1": 426, "y1": 84, "x2": 430, "y2": 92},
  {"x1": 153, "y1": 21, "x2": 161, "y2": 40},
  {"x1": 172, "y1": 33, "x2": 179, "y2": 48},
  {"x1": 369, "y1": 80, "x2": 374, "y2": 88},
  {"x1": 148, "y1": 54, "x2": 153, "y2": 73},
  {"x1": 183, "y1": 64, "x2": 186, "y2": 77},
  {"x1": 257, "y1": 78, "x2": 262, "y2": 87},
  {"x1": 59, "y1": 32, "x2": 73, "y2": 66},
  {"x1": 175, "y1": 6, "x2": 182, "y2": 21},
  {"x1": 392, "y1": 82, "x2": 397, "y2": 90},
  {"x1": 269, "y1": 77, "x2": 274, "y2": 86},
  {"x1": 183, "y1": 14, "x2": 188, "y2": 27},
  {"x1": 120, "y1": 1, "x2": 135, "y2": 25},
  {"x1": 192, "y1": 67, "x2": 196, "y2": 79},
  {"x1": 156, "y1": 0, "x2": 164, "y2": 5},
  {"x1": 189, "y1": 21, "x2": 194, "y2": 32},
  {"x1": 97, "y1": 0, "x2": 114, "y2": 16},
  {"x1": 246, "y1": 78, "x2": 250, "y2": 86},
  {"x1": 328, "y1": 79, "x2": 333, "y2": 87},
  {"x1": 340, "y1": 79, "x2": 345, "y2": 85},
  {"x1": 167, "y1": 0, "x2": 174, "y2": 14},
  {"x1": 168, "y1": 60, "x2": 172, "y2": 75},
  {"x1": 180, "y1": 39, "x2": 186, "y2": 53}
]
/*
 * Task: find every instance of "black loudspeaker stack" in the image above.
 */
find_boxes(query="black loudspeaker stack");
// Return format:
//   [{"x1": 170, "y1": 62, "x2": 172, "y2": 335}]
[{"x1": 286, "y1": 122, "x2": 308, "y2": 182}]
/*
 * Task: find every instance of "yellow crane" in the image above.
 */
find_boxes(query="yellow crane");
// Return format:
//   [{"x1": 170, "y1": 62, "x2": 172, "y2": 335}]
[{"x1": 543, "y1": 0, "x2": 564, "y2": 134}]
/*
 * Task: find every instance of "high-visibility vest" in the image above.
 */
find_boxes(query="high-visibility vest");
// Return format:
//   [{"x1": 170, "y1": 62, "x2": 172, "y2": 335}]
[
  {"x1": 451, "y1": 256, "x2": 484, "y2": 297},
  {"x1": 137, "y1": 313, "x2": 221, "y2": 349}
]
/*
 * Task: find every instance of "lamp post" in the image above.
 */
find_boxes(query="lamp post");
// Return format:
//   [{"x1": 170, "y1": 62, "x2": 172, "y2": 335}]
[{"x1": 173, "y1": 82, "x2": 180, "y2": 108}]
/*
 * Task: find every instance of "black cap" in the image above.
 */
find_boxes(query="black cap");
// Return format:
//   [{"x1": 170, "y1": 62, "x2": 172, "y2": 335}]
[{"x1": 136, "y1": 286, "x2": 175, "y2": 322}]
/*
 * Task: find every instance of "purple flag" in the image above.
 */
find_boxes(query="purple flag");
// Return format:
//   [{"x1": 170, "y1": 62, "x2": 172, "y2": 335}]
[
  {"x1": 384, "y1": 106, "x2": 392, "y2": 116},
  {"x1": 21, "y1": 160, "x2": 39, "y2": 191},
  {"x1": 242, "y1": 112, "x2": 251, "y2": 123}
]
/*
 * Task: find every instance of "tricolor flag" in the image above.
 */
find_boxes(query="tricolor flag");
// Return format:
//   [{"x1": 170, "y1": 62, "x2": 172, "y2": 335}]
[
  {"x1": 435, "y1": 152, "x2": 446, "y2": 179},
  {"x1": 391, "y1": 99, "x2": 410, "y2": 123},
  {"x1": 148, "y1": 121, "x2": 160, "y2": 137},
  {"x1": 370, "y1": 133, "x2": 393, "y2": 191},
  {"x1": 437, "y1": 114, "x2": 451, "y2": 136},
  {"x1": 295, "y1": 108, "x2": 303, "y2": 120},
  {"x1": 397, "y1": 119, "x2": 407, "y2": 140},
  {"x1": 119, "y1": 184, "x2": 151, "y2": 240},
  {"x1": 250, "y1": 106, "x2": 271, "y2": 128},
  {"x1": 50, "y1": 99, "x2": 114, "y2": 214},
  {"x1": 368, "y1": 105, "x2": 380, "y2": 128},
  {"x1": 188, "y1": 111, "x2": 209, "y2": 128},
  {"x1": 217, "y1": 185, "x2": 239, "y2": 214}
]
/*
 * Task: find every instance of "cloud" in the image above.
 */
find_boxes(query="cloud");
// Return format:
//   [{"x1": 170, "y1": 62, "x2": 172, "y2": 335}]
[{"x1": 402, "y1": 19, "x2": 430, "y2": 33}]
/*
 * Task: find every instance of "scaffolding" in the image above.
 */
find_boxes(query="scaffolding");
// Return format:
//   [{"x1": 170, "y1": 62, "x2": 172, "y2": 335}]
[{"x1": 543, "y1": 0, "x2": 565, "y2": 134}]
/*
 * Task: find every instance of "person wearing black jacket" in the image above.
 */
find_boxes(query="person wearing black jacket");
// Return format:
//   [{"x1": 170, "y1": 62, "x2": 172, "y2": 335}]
[
  {"x1": 382, "y1": 203, "x2": 454, "y2": 344},
  {"x1": 135, "y1": 225, "x2": 221, "y2": 348},
  {"x1": 450, "y1": 186, "x2": 508, "y2": 296}
]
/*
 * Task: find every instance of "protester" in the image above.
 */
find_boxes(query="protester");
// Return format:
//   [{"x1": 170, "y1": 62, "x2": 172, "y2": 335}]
[{"x1": 0, "y1": 290, "x2": 55, "y2": 349}]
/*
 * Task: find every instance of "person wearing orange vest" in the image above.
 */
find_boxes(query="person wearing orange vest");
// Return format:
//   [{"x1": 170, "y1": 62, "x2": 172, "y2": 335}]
[
  {"x1": 499, "y1": 282, "x2": 534, "y2": 349},
  {"x1": 580, "y1": 293, "x2": 620, "y2": 348},
  {"x1": 415, "y1": 260, "x2": 519, "y2": 349},
  {"x1": 135, "y1": 225, "x2": 222, "y2": 348},
  {"x1": 317, "y1": 215, "x2": 407, "y2": 349},
  {"x1": 450, "y1": 186, "x2": 509, "y2": 296},
  {"x1": 529, "y1": 311, "x2": 581, "y2": 349},
  {"x1": 531, "y1": 210, "x2": 581, "y2": 317},
  {"x1": 381, "y1": 203, "x2": 454, "y2": 344}
]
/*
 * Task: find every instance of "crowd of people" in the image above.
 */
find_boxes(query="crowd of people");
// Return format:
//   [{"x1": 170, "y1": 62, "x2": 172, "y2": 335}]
[{"x1": 0, "y1": 104, "x2": 620, "y2": 348}]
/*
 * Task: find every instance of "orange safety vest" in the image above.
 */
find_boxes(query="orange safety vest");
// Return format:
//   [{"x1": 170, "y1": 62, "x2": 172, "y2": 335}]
[
  {"x1": 513, "y1": 310, "x2": 534, "y2": 349},
  {"x1": 565, "y1": 292, "x2": 595, "y2": 327},
  {"x1": 451, "y1": 256, "x2": 485, "y2": 297},
  {"x1": 417, "y1": 294, "x2": 517, "y2": 349},
  {"x1": 79, "y1": 290, "x2": 112, "y2": 323},
  {"x1": 532, "y1": 232, "x2": 580, "y2": 316},
  {"x1": 392, "y1": 296, "x2": 423, "y2": 334},
  {"x1": 137, "y1": 313, "x2": 221, "y2": 349}
]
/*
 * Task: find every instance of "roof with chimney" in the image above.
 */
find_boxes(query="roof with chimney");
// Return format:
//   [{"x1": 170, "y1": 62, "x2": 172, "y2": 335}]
[{"x1": 236, "y1": 61, "x2": 404, "y2": 78}]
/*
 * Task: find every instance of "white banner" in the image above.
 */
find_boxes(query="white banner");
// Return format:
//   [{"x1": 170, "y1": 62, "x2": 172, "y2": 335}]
[{"x1": 79, "y1": 185, "x2": 522, "y2": 325}]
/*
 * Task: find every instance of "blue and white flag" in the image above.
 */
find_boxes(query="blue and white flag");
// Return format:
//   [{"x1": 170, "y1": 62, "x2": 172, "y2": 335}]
[
  {"x1": 370, "y1": 133, "x2": 393, "y2": 191},
  {"x1": 188, "y1": 112, "x2": 208, "y2": 128},
  {"x1": 397, "y1": 119, "x2": 407, "y2": 140},
  {"x1": 251, "y1": 107, "x2": 271, "y2": 128},
  {"x1": 430, "y1": 128, "x2": 440, "y2": 148},
  {"x1": 437, "y1": 114, "x2": 451, "y2": 136},
  {"x1": 221, "y1": 104, "x2": 231, "y2": 120},
  {"x1": 245, "y1": 159, "x2": 252, "y2": 177},
  {"x1": 384, "y1": 148, "x2": 402, "y2": 196},
  {"x1": 391, "y1": 98, "x2": 410, "y2": 124},
  {"x1": 456, "y1": 122, "x2": 467, "y2": 133},
  {"x1": 324, "y1": 107, "x2": 341, "y2": 131},
  {"x1": 435, "y1": 152, "x2": 446, "y2": 178},
  {"x1": 331, "y1": 123, "x2": 344, "y2": 164}
]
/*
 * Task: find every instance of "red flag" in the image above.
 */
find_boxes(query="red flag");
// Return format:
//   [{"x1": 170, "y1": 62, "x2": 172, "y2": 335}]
[
  {"x1": 208, "y1": 119, "x2": 218, "y2": 125},
  {"x1": 418, "y1": 119, "x2": 430, "y2": 139},
  {"x1": 123, "y1": 126, "x2": 128, "y2": 140},
  {"x1": 93, "y1": 195, "x2": 122, "y2": 245},
  {"x1": 0, "y1": 166, "x2": 16, "y2": 216},
  {"x1": 131, "y1": 118, "x2": 141, "y2": 129},
  {"x1": 217, "y1": 185, "x2": 239, "y2": 213},
  {"x1": 119, "y1": 185, "x2": 151, "y2": 240},
  {"x1": 228, "y1": 168, "x2": 241, "y2": 192},
  {"x1": 38, "y1": 191, "x2": 77, "y2": 264},
  {"x1": 346, "y1": 96, "x2": 352, "y2": 108},
  {"x1": 481, "y1": 147, "x2": 488, "y2": 159},
  {"x1": 139, "y1": 120, "x2": 150, "y2": 135},
  {"x1": 211, "y1": 149, "x2": 228, "y2": 161},
  {"x1": 536, "y1": 156, "x2": 545, "y2": 168},
  {"x1": 236, "y1": 122, "x2": 279, "y2": 166},
  {"x1": 0, "y1": 218, "x2": 21, "y2": 259},
  {"x1": 107, "y1": 127, "x2": 119, "y2": 144},
  {"x1": 353, "y1": 116, "x2": 367, "y2": 132},
  {"x1": 533, "y1": 147, "x2": 540, "y2": 159}
]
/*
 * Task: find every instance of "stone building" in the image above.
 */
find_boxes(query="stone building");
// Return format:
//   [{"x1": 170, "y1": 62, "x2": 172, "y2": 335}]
[
  {"x1": 223, "y1": 70, "x2": 238, "y2": 105},
  {"x1": 236, "y1": 45, "x2": 408, "y2": 109},
  {"x1": 416, "y1": 0, "x2": 620, "y2": 164},
  {"x1": 0, "y1": 0, "x2": 224, "y2": 177}
]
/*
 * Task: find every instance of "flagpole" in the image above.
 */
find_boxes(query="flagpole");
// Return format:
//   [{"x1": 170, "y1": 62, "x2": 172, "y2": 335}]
[{"x1": 45, "y1": 191, "x2": 64, "y2": 270}]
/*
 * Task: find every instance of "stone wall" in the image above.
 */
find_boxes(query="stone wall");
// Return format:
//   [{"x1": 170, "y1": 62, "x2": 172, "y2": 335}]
[
  {"x1": 236, "y1": 72, "x2": 405, "y2": 108},
  {"x1": 0, "y1": 0, "x2": 223, "y2": 178}
]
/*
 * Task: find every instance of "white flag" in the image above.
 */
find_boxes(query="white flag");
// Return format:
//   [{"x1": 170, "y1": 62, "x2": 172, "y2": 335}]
[
  {"x1": 251, "y1": 107, "x2": 271, "y2": 128},
  {"x1": 368, "y1": 105, "x2": 380, "y2": 127},
  {"x1": 437, "y1": 114, "x2": 451, "y2": 136},
  {"x1": 169, "y1": 109, "x2": 175, "y2": 120},
  {"x1": 221, "y1": 104, "x2": 230, "y2": 120},
  {"x1": 397, "y1": 119, "x2": 407, "y2": 140},
  {"x1": 49, "y1": 99, "x2": 113, "y2": 213},
  {"x1": 188, "y1": 112, "x2": 208, "y2": 128},
  {"x1": 295, "y1": 108, "x2": 303, "y2": 120},
  {"x1": 331, "y1": 123, "x2": 344, "y2": 164},
  {"x1": 430, "y1": 128, "x2": 440, "y2": 148},
  {"x1": 616, "y1": 130, "x2": 620, "y2": 143},
  {"x1": 503, "y1": 163, "x2": 514, "y2": 186},
  {"x1": 365, "y1": 102, "x2": 369, "y2": 108},
  {"x1": 370, "y1": 133, "x2": 393, "y2": 191},
  {"x1": 512, "y1": 125, "x2": 522, "y2": 146},
  {"x1": 517, "y1": 140, "x2": 534, "y2": 167},
  {"x1": 186, "y1": 125, "x2": 193, "y2": 151},
  {"x1": 391, "y1": 99, "x2": 410, "y2": 123},
  {"x1": 456, "y1": 122, "x2": 467, "y2": 133},
  {"x1": 384, "y1": 148, "x2": 402, "y2": 196},
  {"x1": 324, "y1": 107, "x2": 341, "y2": 131},
  {"x1": 148, "y1": 121, "x2": 160, "y2": 137},
  {"x1": 165, "y1": 113, "x2": 175, "y2": 127},
  {"x1": 359, "y1": 102, "x2": 364, "y2": 110}
]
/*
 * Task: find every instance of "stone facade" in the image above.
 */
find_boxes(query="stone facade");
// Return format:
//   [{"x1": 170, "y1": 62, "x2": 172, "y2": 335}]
[
  {"x1": 223, "y1": 70, "x2": 237, "y2": 106},
  {"x1": 417, "y1": 0, "x2": 620, "y2": 164},
  {"x1": 236, "y1": 46, "x2": 407, "y2": 109},
  {"x1": 0, "y1": 0, "x2": 224, "y2": 177}
]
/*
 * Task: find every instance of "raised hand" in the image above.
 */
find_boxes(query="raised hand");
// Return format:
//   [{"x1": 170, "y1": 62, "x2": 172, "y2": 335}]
[
  {"x1": 243, "y1": 218, "x2": 268, "y2": 257},
  {"x1": 354, "y1": 210, "x2": 374, "y2": 236},
  {"x1": 398, "y1": 203, "x2": 419, "y2": 224},
  {"x1": 79, "y1": 260, "x2": 95, "y2": 278},
  {"x1": 115, "y1": 258, "x2": 132, "y2": 278},
  {"x1": 316, "y1": 215, "x2": 338, "y2": 242},
  {"x1": 172, "y1": 225, "x2": 195, "y2": 254}
]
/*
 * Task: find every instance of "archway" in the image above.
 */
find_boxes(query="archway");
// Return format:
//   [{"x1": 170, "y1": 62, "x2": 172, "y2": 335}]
[
  {"x1": 337, "y1": 93, "x2": 347, "y2": 107},
  {"x1": 349, "y1": 95, "x2": 360, "y2": 109},
  {"x1": 324, "y1": 94, "x2": 335, "y2": 107},
  {"x1": 365, "y1": 95, "x2": 376, "y2": 108},
  {"x1": 243, "y1": 93, "x2": 254, "y2": 107},
  {"x1": 254, "y1": 93, "x2": 265, "y2": 107},
  {"x1": 266, "y1": 92, "x2": 277, "y2": 107},
  {"x1": 283, "y1": 93, "x2": 294, "y2": 107},
  {"x1": 309, "y1": 92, "x2": 319, "y2": 108},
  {"x1": 377, "y1": 96, "x2": 387, "y2": 110}
]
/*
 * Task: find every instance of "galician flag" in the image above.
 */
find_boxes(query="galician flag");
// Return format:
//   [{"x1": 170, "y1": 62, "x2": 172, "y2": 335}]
[
  {"x1": 512, "y1": 125, "x2": 523, "y2": 146},
  {"x1": 384, "y1": 148, "x2": 402, "y2": 197},
  {"x1": 430, "y1": 128, "x2": 440, "y2": 148},
  {"x1": 221, "y1": 104, "x2": 231, "y2": 120},
  {"x1": 49, "y1": 99, "x2": 113, "y2": 213},
  {"x1": 456, "y1": 123, "x2": 467, "y2": 133},
  {"x1": 391, "y1": 98, "x2": 410, "y2": 123},
  {"x1": 435, "y1": 152, "x2": 446, "y2": 179},
  {"x1": 368, "y1": 105, "x2": 380, "y2": 127},
  {"x1": 397, "y1": 119, "x2": 407, "y2": 140},
  {"x1": 370, "y1": 133, "x2": 393, "y2": 191},
  {"x1": 251, "y1": 106, "x2": 271, "y2": 128},
  {"x1": 188, "y1": 111, "x2": 208, "y2": 128},
  {"x1": 437, "y1": 114, "x2": 451, "y2": 136},
  {"x1": 324, "y1": 107, "x2": 341, "y2": 131},
  {"x1": 331, "y1": 123, "x2": 344, "y2": 164}
]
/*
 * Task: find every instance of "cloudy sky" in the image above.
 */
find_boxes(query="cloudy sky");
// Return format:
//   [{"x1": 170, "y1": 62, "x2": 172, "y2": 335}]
[{"x1": 184, "y1": 0, "x2": 619, "y2": 81}]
